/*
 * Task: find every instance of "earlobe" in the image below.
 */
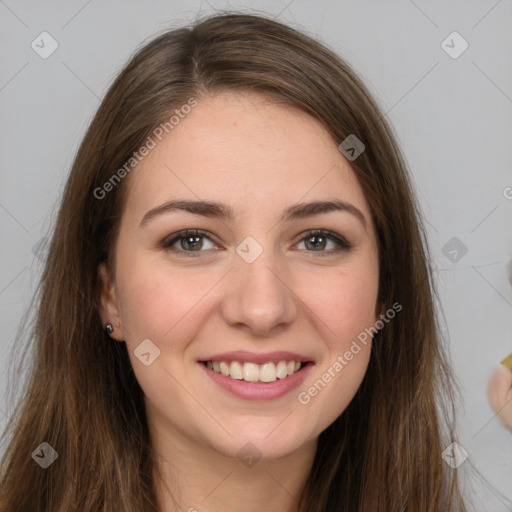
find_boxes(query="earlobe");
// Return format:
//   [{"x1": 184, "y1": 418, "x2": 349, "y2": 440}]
[{"x1": 96, "y1": 262, "x2": 124, "y2": 341}]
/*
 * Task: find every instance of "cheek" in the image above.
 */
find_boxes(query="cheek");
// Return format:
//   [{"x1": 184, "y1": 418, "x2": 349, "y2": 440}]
[
  {"x1": 116, "y1": 255, "x2": 218, "y2": 345},
  {"x1": 298, "y1": 269, "x2": 376, "y2": 419},
  {"x1": 304, "y1": 262, "x2": 379, "y2": 345}
]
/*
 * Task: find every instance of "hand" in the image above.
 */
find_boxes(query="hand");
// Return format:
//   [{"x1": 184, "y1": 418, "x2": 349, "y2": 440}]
[{"x1": 487, "y1": 354, "x2": 512, "y2": 431}]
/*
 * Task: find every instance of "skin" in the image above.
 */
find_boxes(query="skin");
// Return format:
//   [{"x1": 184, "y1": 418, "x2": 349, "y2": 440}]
[
  {"x1": 98, "y1": 91, "x2": 384, "y2": 512},
  {"x1": 488, "y1": 363, "x2": 512, "y2": 430}
]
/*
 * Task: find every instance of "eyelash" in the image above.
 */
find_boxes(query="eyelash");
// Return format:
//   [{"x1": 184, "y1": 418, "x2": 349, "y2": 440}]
[{"x1": 159, "y1": 229, "x2": 352, "y2": 258}]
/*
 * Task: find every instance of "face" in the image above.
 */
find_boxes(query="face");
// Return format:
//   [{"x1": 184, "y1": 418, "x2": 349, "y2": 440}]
[{"x1": 98, "y1": 91, "x2": 383, "y2": 461}]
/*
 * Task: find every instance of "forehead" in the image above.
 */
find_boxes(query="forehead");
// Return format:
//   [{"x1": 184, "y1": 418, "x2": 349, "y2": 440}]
[{"x1": 122, "y1": 91, "x2": 372, "y2": 224}]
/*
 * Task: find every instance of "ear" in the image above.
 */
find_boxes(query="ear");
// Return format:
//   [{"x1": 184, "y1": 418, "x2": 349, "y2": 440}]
[{"x1": 97, "y1": 262, "x2": 125, "y2": 342}]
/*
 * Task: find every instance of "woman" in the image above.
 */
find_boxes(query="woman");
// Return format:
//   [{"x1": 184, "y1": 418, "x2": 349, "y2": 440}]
[{"x1": 0, "y1": 11, "x2": 502, "y2": 512}]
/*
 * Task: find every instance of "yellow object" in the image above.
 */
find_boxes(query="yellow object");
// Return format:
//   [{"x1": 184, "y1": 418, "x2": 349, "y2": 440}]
[{"x1": 500, "y1": 353, "x2": 512, "y2": 372}]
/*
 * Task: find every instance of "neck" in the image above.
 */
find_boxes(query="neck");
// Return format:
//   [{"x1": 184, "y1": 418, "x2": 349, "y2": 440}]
[{"x1": 148, "y1": 410, "x2": 317, "y2": 512}]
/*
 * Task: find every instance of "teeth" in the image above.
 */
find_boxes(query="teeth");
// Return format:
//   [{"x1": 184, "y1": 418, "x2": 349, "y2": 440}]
[
  {"x1": 276, "y1": 361, "x2": 288, "y2": 379},
  {"x1": 243, "y1": 362, "x2": 260, "y2": 382},
  {"x1": 230, "y1": 361, "x2": 243, "y2": 380},
  {"x1": 204, "y1": 359, "x2": 306, "y2": 383},
  {"x1": 260, "y1": 362, "x2": 276, "y2": 382},
  {"x1": 219, "y1": 361, "x2": 230, "y2": 377}
]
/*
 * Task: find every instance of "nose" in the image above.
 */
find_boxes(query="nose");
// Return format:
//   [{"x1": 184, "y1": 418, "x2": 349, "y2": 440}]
[{"x1": 220, "y1": 247, "x2": 298, "y2": 337}]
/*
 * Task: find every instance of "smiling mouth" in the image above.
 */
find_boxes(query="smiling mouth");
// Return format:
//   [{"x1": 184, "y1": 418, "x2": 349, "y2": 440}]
[{"x1": 200, "y1": 360, "x2": 312, "y2": 383}]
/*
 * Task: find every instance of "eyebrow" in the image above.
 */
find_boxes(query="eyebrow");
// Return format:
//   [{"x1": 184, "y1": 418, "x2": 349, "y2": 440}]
[{"x1": 139, "y1": 198, "x2": 367, "y2": 231}]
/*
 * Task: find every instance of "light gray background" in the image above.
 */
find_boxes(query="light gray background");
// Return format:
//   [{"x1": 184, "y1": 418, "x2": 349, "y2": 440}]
[{"x1": 1, "y1": 0, "x2": 511, "y2": 508}]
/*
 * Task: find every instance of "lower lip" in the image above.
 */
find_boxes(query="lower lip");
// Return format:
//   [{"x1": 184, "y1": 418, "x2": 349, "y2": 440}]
[{"x1": 198, "y1": 362, "x2": 314, "y2": 401}]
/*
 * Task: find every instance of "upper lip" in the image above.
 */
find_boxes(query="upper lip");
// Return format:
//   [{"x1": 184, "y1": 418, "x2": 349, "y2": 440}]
[{"x1": 198, "y1": 350, "x2": 314, "y2": 365}]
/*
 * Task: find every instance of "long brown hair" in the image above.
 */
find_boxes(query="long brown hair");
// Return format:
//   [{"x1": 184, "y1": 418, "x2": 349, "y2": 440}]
[{"x1": 0, "y1": 11, "x2": 501, "y2": 511}]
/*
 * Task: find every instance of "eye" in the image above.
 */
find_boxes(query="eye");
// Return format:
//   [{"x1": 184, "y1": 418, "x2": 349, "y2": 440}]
[
  {"x1": 160, "y1": 229, "x2": 217, "y2": 257},
  {"x1": 294, "y1": 229, "x2": 352, "y2": 255},
  {"x1": 160, "y1": 228, "x2": 352, "y2": 258}
]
